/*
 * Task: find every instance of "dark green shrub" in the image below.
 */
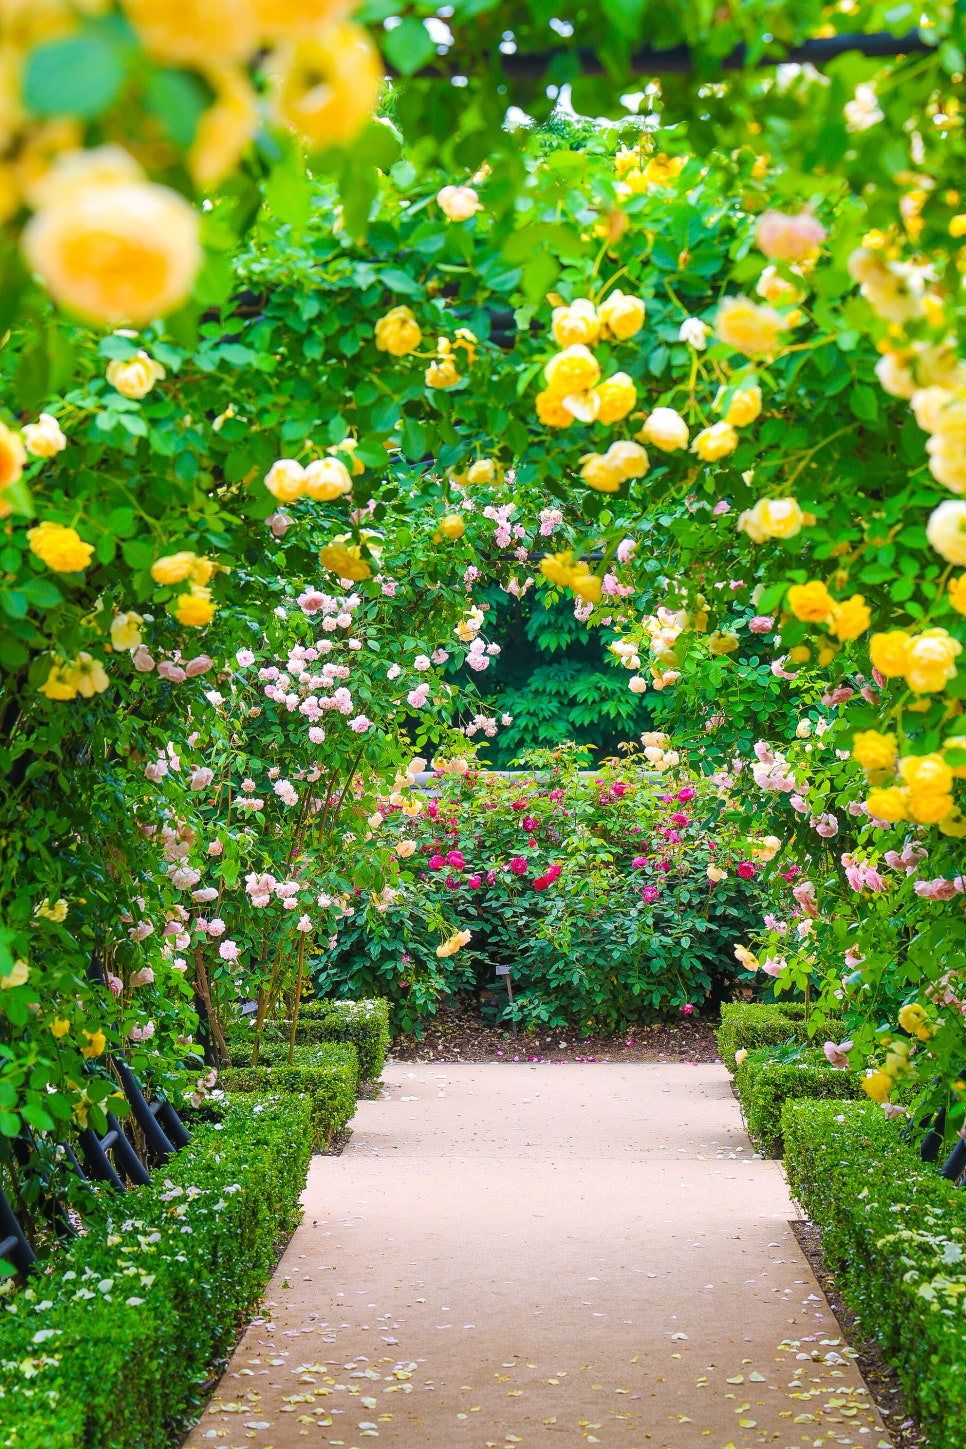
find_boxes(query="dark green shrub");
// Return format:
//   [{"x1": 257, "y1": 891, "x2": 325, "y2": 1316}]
[
  {"x1": 227, "y1": 998, "x2": 389, "y2": 1081},
  {"x1": 735, "y1": 1049, "x2": 862, "y2": 1155},
  {"x1": 0, "y1": 1095, "x2": 313, "y2": 1449},
  {"x1": 219, "y1": 1041, "x2": 358, "y2": 1145},
  {"x1": 783, "y1": 1099, "x2": 966, "y2": 1449},
  {"x1": 716, "y1": 1002, "x2": 845, "y2": 1069}
]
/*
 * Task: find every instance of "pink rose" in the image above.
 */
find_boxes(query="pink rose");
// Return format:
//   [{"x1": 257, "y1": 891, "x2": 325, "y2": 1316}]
[
  {"x1": 158, "y1": 661, "x2": 187, "y2": 683},
  {"x1": 446, "y1": 850, "x2": 465, "y2": 870},
  {"x1": 132, "y1": 645, "x2": 156, "y2": 672},
  {"x1": 736, "y1": 862, "x2": 755, "y2": 880},
  {"x1": 467, "y1": 874, "x2": 482, "y2": 890},
  {"x1": 748, "y1": 615, "x2": 774, "y2": 634},
  {"x1": 641, "y1": 885, "x2": 659, "y2": 904},
  {"x1": 185, "y1": 654, "x2": 214, "y2": 677},
  {"x1": 428, "y1": 854, "x2": 446, "y2": 871},
  {"x1": 824, "y1": 1040, "x2": 853, "y2": 1070},
  {"x1": 509, "y1": 856, "x2": 528, "y2": 875}
]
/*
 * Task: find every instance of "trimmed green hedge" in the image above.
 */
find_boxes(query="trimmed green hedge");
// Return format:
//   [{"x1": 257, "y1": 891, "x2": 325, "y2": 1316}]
[
  {"x1": 783, "y1": 1099, "x2": 966, "y2": 1448},
  {"x1": 229, "y1": 997, "x2": 390, "y2": 1081},
  {"x1": 220, "y1": 1040, "x2": 358, "y2": 1146},
  {"x1": 735, "y1": 1048, "x2": 862, "y2": 1156},
  {"x1": 0, "y1": 1094, "x2": 313, "y2": 1449},
  {"x1": 716, "y1": 1001, "x2": 844, "y2": 1069}
]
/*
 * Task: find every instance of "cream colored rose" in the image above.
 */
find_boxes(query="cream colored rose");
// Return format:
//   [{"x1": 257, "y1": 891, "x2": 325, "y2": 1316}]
[
  {"x1": 715, "y1": 295, "x2": 786, "y2": 356},
  {"x1": 719, "y1": 385, "x2": 761, "y2": 427},
  {"x1": 106, "y1": 351, "x2": 165, "y2": 400},
  {"x1": 640, "y1": 406, "x2": 689, "y2": 452},
  {"x1": 264, "y1": 459, "x2": 306, "y2": 503},
  {"x1": 23, "y1": 149, "x2": 201, "y2": 325},
  {"x1": 598, "y1": 289, "x2": 645, "y2": 341},
  {"x1": 551, "y1": 298, "x2": 599, "y2": 349},
  {"x1": 927, "y1": 500, "x2": 966, "y2": 564},
  {"x1": 437, "y1": 184, "x2": 482, "y2": 222},
  {"x1": 110, "y1": 611, "x2": 144, "y2": 652},
  {"x1": 678, "y1": 317, "x2": 710, "y2": 349},
  {"x1": 304, "y1": 457, "x2": 353, "y2": 501},
  {"x1": 22, "y1": 412, "x2": 66, "y2": 457},
  {"x1": 396, "y1": 839, "x2": 417, "y2": 858},
  {"x1": 913, "y1": 385, "x2": 966, "y2": 439},
  {"x1": 927, "y1": 437, "x2": 966, "y2": 494},
  {"x1": 628, "y1": 675, "x2": 647, "y2": 694},
  {"x1": 756, "y1": 265, "x2": 805, "y2": 307},
  {"x1": 692, "y1": 422, "x2": 738, "y2": 462},
  {"x1": 604, "y1": 439, "x2": 648, "y2": 481},
  {"x1": 737, "y1": 497, "x2": 805, "y2": 542}
]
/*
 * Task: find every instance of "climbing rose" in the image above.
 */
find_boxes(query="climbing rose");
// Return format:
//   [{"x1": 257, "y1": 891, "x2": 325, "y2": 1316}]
[{"x1": 736, "y1": 861, "x2": 755, "y2": 880}]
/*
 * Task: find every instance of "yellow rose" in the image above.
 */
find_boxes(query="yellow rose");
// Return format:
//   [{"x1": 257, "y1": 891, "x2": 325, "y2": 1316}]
[
  {"x1": 927, "y1": 499, "x2": 966, "y2": 564},
  {"x1": 21, "y1": 412, "x2": 65, "y2": 459},
  {"x1": 708, "y1": 630, "x2": 740, "y2": 655},
  {"x1": 152, "y1": 551, "x2": 198, "y2": 585},
  {"x1": 0, "y1": 421, "x2": 26, "y2": 499},
  {"x1": 737, "y1": 497, "x2": 804, "y2": 542},
  {"x1": 438, "y1": 513, "x2": 465, "y2": 540},
  {"x1": 861, "y1": 1070, "x2": 893, "y2": 1103},
  {"x1": 715, "y1": 295, "x2": 786, "y2": 356},
  {"x1": 644, "y1": 153, "x2": 686, "y2": 186},
  {"x1": 598, "y1": 289, "x2": 645, "y2": 341},
  {"x1": 189, "y1": 66, "x2": 258, "y2": 187},
  {"x1": 601, "y1": 440, "x2": 647, "y2": 483},
  {"x1": 453, "y1": 328, "x2": 477, "y2": 364},
  {"x1": 465, "y1": 458, "x2": 502, "y2": 487},
  {"x1": 27, "y1": 521, "x2": 94, "y2": 573},
  {"x1": 830, "y1": 594, "x2": 871, "y2": 642},
  {"x1": 939, "y1": 808, "x2": 966, "y2": 837},
  {"x1": 551, "y1": 298, "x2": 599, "y2": 348},
  {"x1": 328, "y1": 437, "x2": 365, "y2": 476},
  {"x1": 949, "y1": 575, "x2": 966, "y2": 614},
  {"x1": 756, "y1": 265, "x2": 805, "y2": 307},
  {"x1": 945, "y1": 734, "x2": 966, "y2": 778},
  {"x1": 692, "y1": 422, "x2": 738, "y2": 462},
  {"x1": 851, "y1": 730, "x2": 897, "y2": 774},
  {"x1": 120, "y1": 0, "x2": 257, "y2": 64},
  {"x1": 374, "y1": 305, "x2": 421, "y2": 356},
  {"x1": 579, "y1": 453, "x2": 620, "y2": 493},
  {"x1": 304, "y1": 457, "x2": 352, "y2": 501},
  {"x1": 734, "y1": 1047, "x2": 749, "y2": 1066},
  {"x1": 270, "y1": 22, "x2": 383, "y2": 149},
  {"x1": 39, "y1": 659, "x2": 80, "y2": 701},
  {"x1": 319, "y1": 540, "x2": 372, "y2": 581},
  {"x1": 72, "y1": 653, "x2": 110, "y2": 698},
  {"x1": 869, "y1": 630, "x2": 910, "y2": 677},
  {"x1": 36, "y1": 898, "x2": 69, "y2": 922},
  {"x1": 106, "y1": 351, "x2": 165, "y2": 400},
  {"x1": 787, "y1": 580, "x2": 834, "y2": 622},
  {"x1": 543, "y1": 344, "x2": 601, "y2": 397},
  {"x1": 173, "y1": 586, "x2": 217, "y2": 627},
  {"x1": 788, "y1": 645, "x2": 811, "y2": 663},
  {"x1": 81, "y1": 1028, "x2": 107, "y2": 1059},
  {"x1": 264, "y1": 459, "x2": 306, "y2": 503},
  {"x1": 22, "y1": 149, "x2": 201, "y2": 325},
  {"x1": 0, "y1": 961, "x2": 29, "y2": 989},
  {"x1": 899, "y1": 752, "x2": 954, "y2": 797},
  {"x1": 436, "y1": 184, "x2": 482, "y2": 222},
  {"x1": 719, "y1": 385, "x2": 762, "y2": 426},
  {"x1": 425, "y1": 355, "x2": 461, "y2": 389},
  {"x1": 904, "y1": 628, "x2": 961, "y2": 693},
  {"x1": 640, "y1": 407, "x2": 689, "y2": 452},
  {"x1": 436, "y1": 928, "x2": 472, "y2": 958},
  {"x1": 535, "y1": 388, "x2": 573, "y2": 428},
  {"x1": 50, "y1": 1017, "x2": 71, "y2": 1038},
  {"x1": 110, "y1": 612, "x2": 143, "y2": 652},
  {"x1": 594, "y1": 372, "x2": 636, "y2": 424},
  {"x1": 568, "y1": 567, "x2": 601, "y2": 603},
  {"x1": 864, "y1": 786, "x2": 908, "y2": 822},
  {"x1": 897, "y1": 1002, "x2": 927, "y2": 1034}
]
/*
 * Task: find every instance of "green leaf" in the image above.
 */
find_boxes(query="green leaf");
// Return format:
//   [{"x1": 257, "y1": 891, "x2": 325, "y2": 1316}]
[
  {"x1": 20, "y1": 1102, "x2": 54, "y2": 1132},
  {"x1": 382, "y1": 17, "x2": 436, "y2": 76},
  {"x1": 23, "y1": 34, "x2": 126, "y2": 119},
  {"x1": 0, "y1": 1110, "x2": 20, "y2": 1137},
  {"x1": 144, "y1": 66, "x2": 207, "y2": 148},
  {"x1": 264, "y1": 145, "x2": 313, "y2": 231}
]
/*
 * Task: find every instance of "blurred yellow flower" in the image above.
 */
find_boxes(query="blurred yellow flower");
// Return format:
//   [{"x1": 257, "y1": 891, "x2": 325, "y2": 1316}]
[
  {"x1": 304, "y1": 457, "x2": 352, "y2": 501},
  {"x1": 598, "y1": 289, "x2": 645, "y2": 341},
  {"x1": 265, "y1": 458, "x2": 306, "y2": 503},
  {"x1": 851, "y1": 730, "x2": 897, "y2": 775},
  {"x1": 639, "y1": 407, "x2": 688, "y2": 452},
  {"x1": 106, "y1": 351, "x2": 165, "y2": 399},
  {"x1": 375, "y1": 305, "x2": 421, "y2": 356},
  {"x1": 544, "y1": 344, "x2": 600, "y2": 396},
  {"x1": 551, "y1": 298, "x2": 599, "y2": 349},
  {"x1": 692, "y1": 421, "x2": 738, "y2": 461},
  {"x1": 173, "y1": 586, "x2": 217, "y2": 627},
  {"x1": 22, "y1": 412, "x2": 66, "y2": 458},
  {"x1": 787, "y1": 580, "x2": 834, "y2": 622},
  {"x1": 715, "y1": 295, "x2": 786, "y2": 356},
  {"x1": 829, "y1": 594, "x2": 871, "y2": 641},
  {"x1": 270, "y1": 22, "x2": 383, "y2": 149},
  {"x1": 594, "y1": 372, "x2": 636, "y2": 424},
  {"x1": 189, "y1": 66, "x2": 258, "y2": 186},
  {"x1": 28, "y1": 521, "x2": 94, "y2": 573},
  {"x1": 152, "y1": 551, "x2": 198, "y2": 585},
  {"x1": 81, "y1": 1028, "x2": 107, "y2": 1059}
]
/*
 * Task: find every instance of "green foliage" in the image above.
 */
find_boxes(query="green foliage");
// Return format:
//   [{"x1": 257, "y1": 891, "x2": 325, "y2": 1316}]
[
  {"x1": 735, "y1": 1048, "x2": 861, "y2": 1155},
  {"x1": 783, "y1": 1101, "x2": 966, "y2": 1448},
  {"x1": 716, "y1": 1001, "x2": 810, "y2": 1068},
  {"x1": 297, "y1": 999, "x2": 390, "y2": 1081},
  {"x1": 0, "y1": 1094, "x2": 313, "y2": 1449},
  {"x1": 219, "y1": 1043, "x2": 359, "y2": 1146}
]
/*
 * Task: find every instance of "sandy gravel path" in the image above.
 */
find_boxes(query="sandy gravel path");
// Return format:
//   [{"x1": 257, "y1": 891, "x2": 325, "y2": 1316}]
[{"x1": 185, "y1": 1062, "x2": 891, "y2": 1449}]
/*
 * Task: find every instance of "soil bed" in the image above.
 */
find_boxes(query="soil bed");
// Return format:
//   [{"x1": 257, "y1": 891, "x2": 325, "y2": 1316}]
[{"x1": 388, "y1": 998, "x2": 720, "y2": 1064}]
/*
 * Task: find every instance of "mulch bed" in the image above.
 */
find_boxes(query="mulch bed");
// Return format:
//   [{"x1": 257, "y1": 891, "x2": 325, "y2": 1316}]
[
  {"x1": 792, "y1": 1220, "x2": 924, "y2": 1449},
  {"x1": 388, "y1": 999, "x2": 720, "y2": 1064}
]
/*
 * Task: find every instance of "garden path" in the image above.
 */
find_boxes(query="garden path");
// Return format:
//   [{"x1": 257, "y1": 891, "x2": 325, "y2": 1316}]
[{"x1": 187, "y1": 1064, "x2": 892, "y2": 1449}]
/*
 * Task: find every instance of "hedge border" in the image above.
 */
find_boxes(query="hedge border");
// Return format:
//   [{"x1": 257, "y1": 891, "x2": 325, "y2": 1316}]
[
  {"x1": 0, "y1": 1093, "x2": 313, "y2": 1449},
  {"x1": 734, "y1": 1048, "x2": 862, "y2": 1156},
  {"x1": 229, "y1": 997, "x2": 390, "y2": 1082},
  {"x1": 219, "y1": 1040, "x2": 358, "y2": 1146},
  {"x1": 783, "y1": 1099, "x2": 966, "y2": 1449}
]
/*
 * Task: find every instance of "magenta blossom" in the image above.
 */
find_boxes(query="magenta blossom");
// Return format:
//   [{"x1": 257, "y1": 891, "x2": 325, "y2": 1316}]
[
  {"x1": 641, "y1": 885, "x2": 660, "y2": 904},
  {"x1": 509, "y1": 856, "x2": 528, "y2": 875},
  {"x1": 446, "y1": 850, "x2": 465, "y2": 870},
  {"x1": 521, "y1": 815, "x2": 538, "y2": 831},
  {"x1": 676, "y1": 786, "x2": 695, "y2": 803},
  {"x1": 428, "y1": 854, "x2": 446, "y2": 871},
  {"x1": 467, "y1": 874, "x2": 483, "y2": 890},
  {"x1": 680, "y1": 1003, "x2": 694, "y2": 1016},
  {"x1": 444, "y1": 875, "x2": 460, "y2": 890},
  {"x1": 486, "y1": 869, "x2": 497, "y2": 884},
  {"x1": 669, "y1": 812, "x2": 689, "y2": 827},
  {"x1": 736, "y1": 861, "x2": 755, "y2": 880},
  {"x1": 631, "y1": 855, "x2": 647, "y2": 869}
]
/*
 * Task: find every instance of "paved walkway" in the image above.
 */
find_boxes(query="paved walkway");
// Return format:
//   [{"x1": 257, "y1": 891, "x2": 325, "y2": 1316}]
[{"x1": 186, "y1": 1064, "x2": 891, "y2": 1449}]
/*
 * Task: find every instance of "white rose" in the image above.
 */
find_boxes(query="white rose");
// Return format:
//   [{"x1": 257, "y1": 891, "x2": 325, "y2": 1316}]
[
  {"x1": 678, "y1": 317, "x2": 710, "y2": 349},
  {"x1": 437, "y1": 185, "x2": 481, "y2": 222},
  {"x1": 640, "y1": 407, "x2": 689, "y2": 452}
]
